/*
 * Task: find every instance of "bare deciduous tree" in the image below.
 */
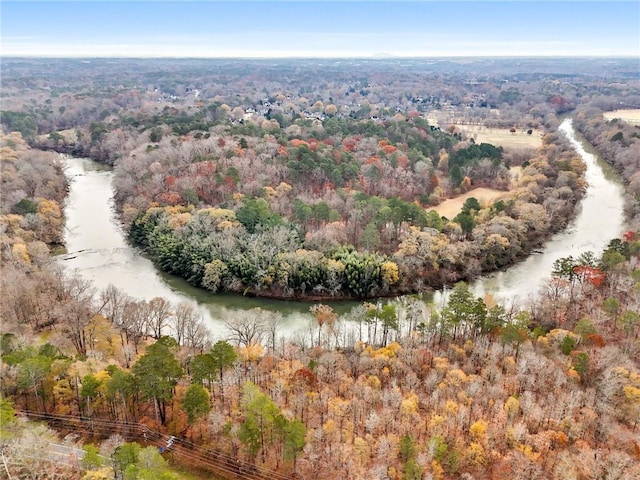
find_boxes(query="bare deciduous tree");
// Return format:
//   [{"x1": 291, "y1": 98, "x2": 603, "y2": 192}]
[
  {"x1": 173, "y1": 302, "x2": 210, "y2": 352},
  {"x1": 146, "y1": 296, "x2": 172, "y2": 339},
  {"x1": 224, "y1": 309, "x2": 266, "y2": 347}
]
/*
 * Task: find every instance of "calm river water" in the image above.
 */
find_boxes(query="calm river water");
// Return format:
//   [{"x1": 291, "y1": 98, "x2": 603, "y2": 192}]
[{"x1": 59, "y1": 119, "x2": 626, "y2": 338}]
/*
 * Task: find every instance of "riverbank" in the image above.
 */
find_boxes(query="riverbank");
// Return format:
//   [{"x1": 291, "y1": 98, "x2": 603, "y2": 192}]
[
  {"x1": 574, "y1": 108, "x2": 640, "y2": 229},
  {"x1": 56, "y1": 119, "x2": 625, "y2": 320},
  {"x1": 466, "y1": 119, "x2": 626, "y2": 302}
]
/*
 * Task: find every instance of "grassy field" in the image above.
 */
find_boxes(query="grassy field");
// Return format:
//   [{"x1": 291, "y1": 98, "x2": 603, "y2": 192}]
[
  {"x1": 425, "y1": 112, "x2": 542, "y2": 149},
  {"x1": 429, "y1": 187, "x2": 508, "y2": 219},
  {"x1": 428, "y1": 167, "x2": 522, "y2": 219},
  {"x1": 603, "y1": 109, "x2": 640, "y2": 125},
  {"x1": 455, "y1": 125, "x2": 543, "y2": 149}
]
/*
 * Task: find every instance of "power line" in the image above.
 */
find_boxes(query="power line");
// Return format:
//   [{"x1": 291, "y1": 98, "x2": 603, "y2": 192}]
[{"x1": 16, "y1": 410, "x2": 295, "y2": 480}]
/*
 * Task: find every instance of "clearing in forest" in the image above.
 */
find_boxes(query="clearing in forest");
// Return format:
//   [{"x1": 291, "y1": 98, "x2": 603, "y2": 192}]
[
  {"x1": 456, "y1": 125, "x2": 543, "y2": 149},
  {"x1": 429, "y1": 187, "x2": 508, "y2": 219},
  {"x1": 603, "y1": 109, "x2": 640, "y2": 125},
  {"x1": 429, "y1": 166, "x2": 522, "y2": 219}
]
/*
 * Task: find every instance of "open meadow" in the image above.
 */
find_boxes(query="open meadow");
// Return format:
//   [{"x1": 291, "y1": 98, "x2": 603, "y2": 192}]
[
  {"x1": 603, "y1": 108, "x2": 640, "y2": 125},
  {"x1": 429, "y1": 166, "x2": 522, "y2": 218},
  {"x1": 428, "y1": 187, "x2": 508, "y2": 218},
  {"x1": 456, "y1": 124, "x2": 543, "y2": 149}
]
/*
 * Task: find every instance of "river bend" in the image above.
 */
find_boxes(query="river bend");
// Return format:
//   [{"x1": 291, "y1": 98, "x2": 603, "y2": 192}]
[{"x1": 59, "y1": 119, "x2": 626, "y2": 336}]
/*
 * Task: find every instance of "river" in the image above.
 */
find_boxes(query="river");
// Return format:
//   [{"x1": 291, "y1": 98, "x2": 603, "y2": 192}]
[
  {"x1": 443, "y1": 119, "x2": 627, "y2": 305},
  {"x1": 58, "y1": 119, "x2": 626, "y2": 338}
]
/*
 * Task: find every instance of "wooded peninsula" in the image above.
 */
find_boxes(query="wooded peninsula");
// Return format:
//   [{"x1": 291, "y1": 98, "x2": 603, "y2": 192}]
[{"x1": 1, "y1": 57, "x2": 639, "y2": 480}]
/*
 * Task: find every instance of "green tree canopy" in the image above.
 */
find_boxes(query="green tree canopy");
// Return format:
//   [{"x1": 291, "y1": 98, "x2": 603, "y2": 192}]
[
  {"x1": 182, "y1": 384, "x2": 211, "y2": 424},
  {"x1": 236, "y1": 198, "x2": 282, "y2": 233},
  {"x1": 209, "y1": 340, "x2": 237, "y2": 381},
  {"x1": 132, "y1": 337, "x2": 183, "y2": 424}
]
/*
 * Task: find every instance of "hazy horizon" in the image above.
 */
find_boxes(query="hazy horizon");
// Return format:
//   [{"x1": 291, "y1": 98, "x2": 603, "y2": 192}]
[
  {"x1": 2, "y1": 1, "x2": 639, "y2": 59},
  {"x1": 3, "y1": 55, "x2": 639, "y2": 60}
]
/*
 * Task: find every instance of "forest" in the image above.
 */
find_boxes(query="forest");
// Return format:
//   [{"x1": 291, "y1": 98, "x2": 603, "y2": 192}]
[
  {"x1": 2, "y1": 58, "x2": 608, "y2": 300},
  {"x1": 1, "y1": 57, "x2": 639, "y2": 479}
]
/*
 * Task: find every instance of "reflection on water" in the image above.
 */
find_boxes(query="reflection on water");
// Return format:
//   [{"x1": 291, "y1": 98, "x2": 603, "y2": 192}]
[{"x1": 59, "y1": 119, "x2": 626, "y2": 338}]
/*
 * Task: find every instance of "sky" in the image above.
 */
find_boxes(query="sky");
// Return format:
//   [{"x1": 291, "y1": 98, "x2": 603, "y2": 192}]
[{"x1": 1, "y1": 1, "x2": 639, "y2": 58}]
